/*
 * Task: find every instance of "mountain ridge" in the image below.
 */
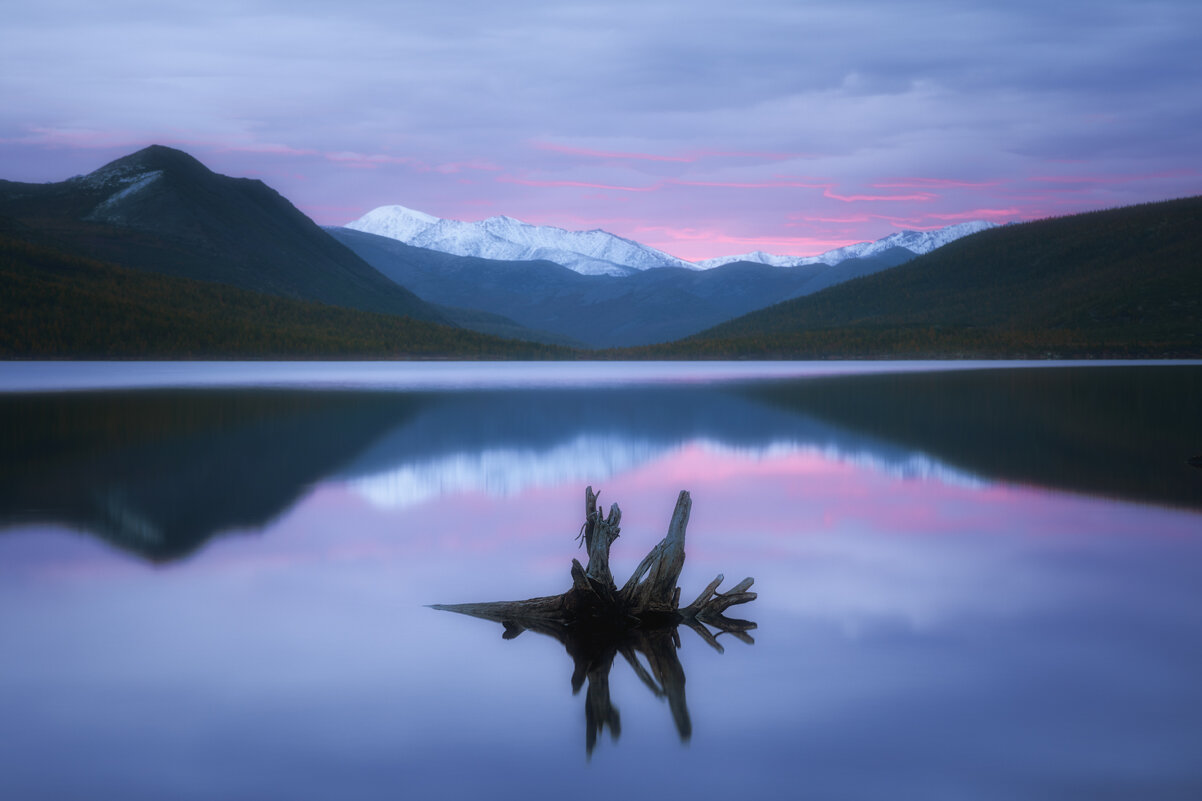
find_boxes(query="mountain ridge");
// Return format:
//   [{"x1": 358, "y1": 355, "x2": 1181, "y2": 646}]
[
  {"x1": 328, "y1": 225, "x2": 918, "y2": 347},
  {"x1": 696, "y1": 220, "x2": 998, "y2": 269},
  {"x1": 0, "y1": 145, "x2": 448, "y2": 324},
  {"x1": 346, "y1": 204, "x2": 696, "y2": 277},
  {"x1": 346, "y1": 202, "x2": 994, "y2": 275},
  {"x1": 649, "y1": 195, "x2": 1202, "y2": 358},
  {"x1": 3, "y1": 144, "x2": 1196, "y2": 358}
]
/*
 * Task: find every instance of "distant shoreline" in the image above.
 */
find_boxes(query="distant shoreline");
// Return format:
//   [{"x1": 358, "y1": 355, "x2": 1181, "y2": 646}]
[{"x1": 3, "y1": 358, "x2": 1199, "y2": 395}]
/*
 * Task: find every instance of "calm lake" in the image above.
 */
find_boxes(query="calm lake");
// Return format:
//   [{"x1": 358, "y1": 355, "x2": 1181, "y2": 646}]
[{"x1": 2, "y1": 361, "x2": 1200, "y2": 800}]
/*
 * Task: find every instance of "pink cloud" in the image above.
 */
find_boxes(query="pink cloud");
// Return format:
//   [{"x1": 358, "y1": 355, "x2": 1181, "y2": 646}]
[
  {"x1": 823, "y1": 188, "x2": 938, "y2": 202},
  {"x1": 675, "y1": 178, "x2": 831, "y2": 190},
  {"x1": 886, "y1": 221, "x2": 966, "y2": 231},
  {"x1": 789, "y1": 214, "x2": 872, "y2": 224},
  {"x1": 631, "y1": 225, "x2": 717, "y2": 242},
  {"x1": 634, "y1": 225, "x2": 860, "y2": 259},
  {"x1": 924, "y1": 207, "x2": 1023, "y2": 221},
  {"x1": 788, "y1": 206, "x2": 1021, "y2": 232},
  {"x1": 787, "y1": 211, "x2": 939, "y2": 225},
  {"x1": 520, "y1": 212, "x2": 642, "y2": 229}
]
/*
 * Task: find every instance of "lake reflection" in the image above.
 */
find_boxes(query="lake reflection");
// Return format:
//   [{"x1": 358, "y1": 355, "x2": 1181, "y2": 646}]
[{"x1": 1, "y1": 362, "x2": 1200, "y2": 800}]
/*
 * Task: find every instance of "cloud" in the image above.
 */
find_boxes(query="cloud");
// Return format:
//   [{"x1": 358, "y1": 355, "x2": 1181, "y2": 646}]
[
  {"x1": 822, "y1": 189, "x2": 938, "y2": 203},
  {"x1": 2, "y1": 0, "x2": 1200, "y2": 257}
]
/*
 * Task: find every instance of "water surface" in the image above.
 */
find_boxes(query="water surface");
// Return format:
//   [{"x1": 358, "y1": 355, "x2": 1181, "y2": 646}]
[{"x1": 2, "y1": 361, "x2": 1200, "y2": 800}]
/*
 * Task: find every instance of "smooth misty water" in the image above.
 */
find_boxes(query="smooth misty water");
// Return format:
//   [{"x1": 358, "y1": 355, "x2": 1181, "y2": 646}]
[{"x1": 1, "y1": 361, "x2": 1200, "y2": 800}]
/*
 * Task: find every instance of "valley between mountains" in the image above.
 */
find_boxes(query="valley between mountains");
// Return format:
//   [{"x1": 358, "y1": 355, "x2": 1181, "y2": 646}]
[{"x1": 2, "y1": 145, "x2": 1198, "y2": 359}]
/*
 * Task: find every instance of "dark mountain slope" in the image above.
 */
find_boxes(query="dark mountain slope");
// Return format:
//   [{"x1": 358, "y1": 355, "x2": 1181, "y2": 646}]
[
  {"x1": 0, "y1": 145, "x2": 446, "y2": 323},
  {"x1": 0, "y1": 235, "x2": 571, "y2": 359},
  {"x1": 658, "y1": 196, "x2": 1202, "y2": 357},
  {"x1": 329, "y1": 226, "x2": 915, "y2": 347}
]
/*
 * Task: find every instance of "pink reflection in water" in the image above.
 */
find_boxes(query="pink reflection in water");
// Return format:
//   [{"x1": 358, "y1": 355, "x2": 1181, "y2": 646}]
[
  {"x1": 5, "y1": 440, "x2": 1196, "y2": 594},
  {"x1": 162, "y1": 439, "x2": 1194, "y2": 615}
]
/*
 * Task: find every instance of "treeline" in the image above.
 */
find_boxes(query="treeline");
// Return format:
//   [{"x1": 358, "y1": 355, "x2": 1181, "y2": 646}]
[
  {"x1": 0, "y1": 236, "x2": 575, "y2": 359},
  {"x1": 630, "y1": 325, "x2": 1199, "y2": 360}
]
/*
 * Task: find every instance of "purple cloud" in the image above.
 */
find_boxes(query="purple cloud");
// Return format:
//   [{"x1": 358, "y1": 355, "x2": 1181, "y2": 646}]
[{"x1": 2, "y1": 0, "x2": 1200, "y2": 259}]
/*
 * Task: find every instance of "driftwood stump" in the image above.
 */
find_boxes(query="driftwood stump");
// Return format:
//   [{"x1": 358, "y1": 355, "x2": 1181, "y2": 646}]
[{"x1": 432, "y1": 486, "x2": 757, "y2": 754}]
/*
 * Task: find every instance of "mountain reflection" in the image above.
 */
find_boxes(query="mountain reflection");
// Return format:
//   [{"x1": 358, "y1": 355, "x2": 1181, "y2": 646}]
[
  {"x1": 334, "y1": 387, "x2": 958, "y2": 508},
  {"x1": 746, "y1": 365, "x2": 1202, "y2": 512},
  {"x1": 0, "y1": 390, "x2": 424, "y2": 560},
  {"x1": 3, "y1": 365, "x2": 1199, "y2": 562}
]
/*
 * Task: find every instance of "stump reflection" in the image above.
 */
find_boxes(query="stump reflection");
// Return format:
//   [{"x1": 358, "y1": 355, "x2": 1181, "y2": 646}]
[
  {"x1": 432, "y1": 486, "x2": 757, "y2": 755},
  {"x1": 441, "y1": 596, "x2": 756, "y2": 755}
]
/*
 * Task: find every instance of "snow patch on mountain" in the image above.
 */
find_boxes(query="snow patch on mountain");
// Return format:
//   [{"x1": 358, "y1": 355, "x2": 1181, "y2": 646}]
[
  {"x1": 708, "y1": 250, "x2": 803, "y2": 268},
  {"x1": 82, "y1": 169, "x2": 165, "y2": 223},
  {"x1": 696, "y1": 220, "x2": 998, "y2": 269},
  {"x1": 90, "y1": 170, "x2": 163, "y2": 209},
  {"x1": 345, "y1": 205, "x2": 698, "y2": 277},
  {"x1": 76, "y1": 159, "x2": 162, "y2": 190}
]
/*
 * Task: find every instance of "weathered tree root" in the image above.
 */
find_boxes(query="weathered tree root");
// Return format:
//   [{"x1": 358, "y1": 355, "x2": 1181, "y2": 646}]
[
  {"x1": 431, "y1": 487, "x2": 757, "y2": 755},
  {"x1": 432, "y1": 486, "x2": 757, "y2": 635}
]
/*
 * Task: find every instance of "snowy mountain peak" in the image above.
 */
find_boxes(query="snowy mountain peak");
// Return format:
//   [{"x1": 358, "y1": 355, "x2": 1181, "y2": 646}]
[
  {"x1": 870, "y1": 220, "x2": 997, "y2": 256},
  {"x1": 483, "y1": 214, "x2": 524, "y2": 226},
  {"x1": 696, "y1": 220, "x2": 998, "y2": 270},
  {"x1": 345, "y1": 206, "x2": 697, "y2": 277},
  {"x1": 72, "y1": 146, "x2": 211, "y2": 194},
  {"x1": 350, "y1": 205, "x2": 440, "y2": 243},
  {"x1": 345, "y1": 204, "x2": 996, "y2": 276}
]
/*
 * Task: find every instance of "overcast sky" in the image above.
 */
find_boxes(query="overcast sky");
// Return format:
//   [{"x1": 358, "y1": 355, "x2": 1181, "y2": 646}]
[{"x1": 3, "y1": 0, "x2": 1200, "y2": 259}]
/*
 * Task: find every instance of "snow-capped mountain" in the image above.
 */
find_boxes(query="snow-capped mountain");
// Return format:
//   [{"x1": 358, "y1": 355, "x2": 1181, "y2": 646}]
[
  {"x1": 696, "y1": 220, "x2": 998, "y2": 269},
  {"x1": 347, "y1": 204, "x2": 996, "y2": 276},
  {"x1": 345, "y1": 205, "x2": 697, "y2": 277}
]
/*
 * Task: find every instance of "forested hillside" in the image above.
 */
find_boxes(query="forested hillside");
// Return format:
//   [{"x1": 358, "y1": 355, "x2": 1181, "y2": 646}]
[
  {"x1": 0, "y1": 236, "x2": 569, "y2": 359},
  {"x1": 641, "y1": 196, "x2": 1202, "y2": 358}
]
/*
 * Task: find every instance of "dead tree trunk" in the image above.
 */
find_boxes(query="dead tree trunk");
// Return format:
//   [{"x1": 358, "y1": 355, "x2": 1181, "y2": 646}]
[{"x1": 432, "y1": 486, "x2": 756, "y2": 632}]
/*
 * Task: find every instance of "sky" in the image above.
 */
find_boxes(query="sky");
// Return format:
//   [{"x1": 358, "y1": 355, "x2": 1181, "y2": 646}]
[{"x1": 2, "y1": 0, "x2": 1200, "y2": 261}]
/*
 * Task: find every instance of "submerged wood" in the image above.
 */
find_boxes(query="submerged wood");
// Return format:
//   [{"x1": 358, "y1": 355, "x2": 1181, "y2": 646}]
[
  {"x1": 431, "y1": 486, "x2": 757, "y2": 755},
  {"x1": 432, "y1": 486, "x2": 757, "y2": 631}
]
